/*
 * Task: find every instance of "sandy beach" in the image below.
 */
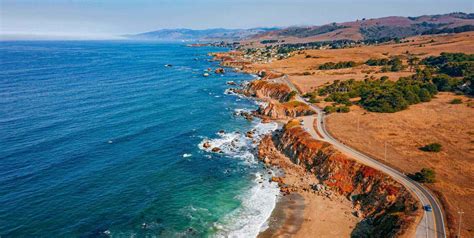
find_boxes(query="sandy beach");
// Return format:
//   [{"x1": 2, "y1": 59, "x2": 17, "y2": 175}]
[{"x1": 257, "y1": 135, "x2": 361, "y2": 238}]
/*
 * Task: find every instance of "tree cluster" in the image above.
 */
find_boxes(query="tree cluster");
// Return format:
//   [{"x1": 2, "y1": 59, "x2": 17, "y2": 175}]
[
  {"x1": 318, "y1": 61, "x2": 357, "y2": 70},
  {"x1": 365, "y1": 57, "x2": 404, "y2": 72}
]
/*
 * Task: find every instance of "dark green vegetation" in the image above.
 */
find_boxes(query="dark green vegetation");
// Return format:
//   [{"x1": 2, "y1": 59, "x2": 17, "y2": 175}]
[
  {"x1": 260, "y1": 39, "x2": 279, "y2": 44},
  {"x1": 450, "y1": 98, "x2": 463, "y2": 104},
  {"x1": 286, "y1": 91, "x2": 297, "y2": 101},
  {"x1": 278, "y1": 23, "x2": 348, "y2": 38},
  {"x1": 252, "y1": 13, "x2": 474, "y2": 48},
  {"x1": 312, "y1": 51, "x2": 474, "y2": 113},
  {"x1": 409, "y1": 168, "x2": 436, "y2": 183},
  {"x1": 276, "y1": 39, "x2": 356, "y2": 54},
  {"x1": 316, "y1": 76, "x2": 437, "y2": 113},
  {"x1": 365, "y1": 57, "x2": 404, "y2": 72},
  {"x1": 318, "y1": 61, "x2": 357, "y2": 70},
  {"x1": 320, "y1": 53, "x2": 474, "y2": 112},
  {"x1": 324, "y1": 105, "x2": 350, "y2": 113},
  {"x1": 421, "y1": 25, "x2": 474, "y2": 35},
  {"x1": 421, "y1": 52, "x2": 474, "y2": 77},
  {"x1": 419, "y1": 143, "x2": 442, "y2": 152}
]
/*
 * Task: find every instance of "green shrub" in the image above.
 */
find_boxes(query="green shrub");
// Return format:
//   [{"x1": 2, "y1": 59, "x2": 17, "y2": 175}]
[
  {"x1": 432, "y1": 74, "x2": 462, "y2": 91},
  {"x1": 410, "y1": 168, "x2": 436, "y2": 183},
  {"x1": 450, "y1": 98, "x2": 463, "y2": 104},
  {"x1": 323, "y1": 106, "x2": 336, "y2": 113},
  {"x1": 287, "y1": 91, "x2": 297, "y2": 101},
  {"x1": 318, "y1": 61, "x2": 357, "y2": 70},
  {"x1": 418, "y1": 88, "x2": 432, "y2": 102},
  {"x1": 336, "y1": 106, "x2": 350, "y2": 113},
  {"x1": 380, "y1": 76, "x2": 389, "y2": 81},
  {"x1": 422, "y1": 52, "x2": 474, "y2": 77},
  {"x1": 390, "y1": 58, "x2": 404, "y2": 72},
  {"x1": 366, "y1": 58, "x2": 389, "y2": 66},
  {"x1": 381, "y1": 66, "x2": 390, "y2": 72},
  {"x1": 419, "y1": 143, "x2": 442, "y2": 152}
]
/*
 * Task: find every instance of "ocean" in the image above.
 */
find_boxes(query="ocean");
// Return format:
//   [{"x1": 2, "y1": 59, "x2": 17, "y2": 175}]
[{"x1": 0, "y1": 41, "x2": 279, "y2": 237}]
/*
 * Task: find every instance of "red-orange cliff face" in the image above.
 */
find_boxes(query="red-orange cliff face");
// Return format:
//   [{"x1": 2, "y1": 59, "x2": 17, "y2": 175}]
[
  {"x1": 259, "y1": 120, "x2": 421, "y2": 237},
  {"x1": 257, "y1": 101, "x2": 315, "y2": 119},
  {"x1": 243, "y1": 80, "x2": 292, "y2": 102}
]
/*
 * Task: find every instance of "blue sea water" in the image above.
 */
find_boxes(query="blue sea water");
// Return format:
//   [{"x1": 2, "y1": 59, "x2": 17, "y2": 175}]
[{"x1": 0, "y1": 41, "x2": 279, "y2": 237}]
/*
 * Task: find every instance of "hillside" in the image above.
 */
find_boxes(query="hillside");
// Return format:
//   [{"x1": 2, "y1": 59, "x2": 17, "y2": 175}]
[
  {"x1": 127, "y1": 27, "x2": 279, "y2": 41},
  {"x1": 246, "y1": 12, "x2": 474, "y2": 44}
]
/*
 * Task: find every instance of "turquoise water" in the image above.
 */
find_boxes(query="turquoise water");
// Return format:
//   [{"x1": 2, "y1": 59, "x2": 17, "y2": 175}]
[{"x1": 0, "y1": 41, "x2": 278, "y2": 237}]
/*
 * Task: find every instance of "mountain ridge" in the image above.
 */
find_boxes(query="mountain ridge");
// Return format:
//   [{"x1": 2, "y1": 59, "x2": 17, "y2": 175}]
[{"x1": 129, "y1": 12, "x2": 474, "y2": 43}]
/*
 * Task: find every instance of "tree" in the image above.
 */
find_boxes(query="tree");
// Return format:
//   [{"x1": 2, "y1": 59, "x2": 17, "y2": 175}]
[
  {"x1": 408, "y1": 56, "x2": 420, "y2": 71},
  {"x1": 410, "y1": 168, "x2": 436, "y2": 183},
  {"x1": 390, "y1": 57, "x2": 404, "y2": 72},
  {"x1": 419, "y1": 143, "x2": 442, "y2": 152},
  {"x1": 323, "y1": 106, "x2": 336, "y2": 113},
  {"x1": 432, "y1": 74, "x2": 462, "y2": 92},
  {"x1": 287, "y1": 91, "x2": 297, "y2": 101},
  {"x1": 450, "y1": 98, "x2": 463, "y2": 104},
  {"x1": 418, "y1": 88, "x2": 432, "y2": 102}
]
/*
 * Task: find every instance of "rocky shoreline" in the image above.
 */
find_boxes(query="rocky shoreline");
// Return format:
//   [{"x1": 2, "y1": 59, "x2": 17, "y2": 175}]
[{"x1": 211, "y1": 50, "x2": 422, "y2": 237}]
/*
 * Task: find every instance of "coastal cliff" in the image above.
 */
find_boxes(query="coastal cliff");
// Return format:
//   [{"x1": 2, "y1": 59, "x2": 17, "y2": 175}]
[
  {"x1": 215, "y1": 51, "x2": 421, "y2": 237},
  {"x1": 243, "y1": 80, "x2": 293, "y2": 102},
  {"x1": 259, "y1": 120, "x2": 421, "y2": 237},
  {"x1": 257, "y1": 101, "x2": 315, "y2": 120}
]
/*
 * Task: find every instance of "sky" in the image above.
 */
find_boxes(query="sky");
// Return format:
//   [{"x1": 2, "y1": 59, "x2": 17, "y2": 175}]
[{"x1": 1, "y1": 0, "x2": 473, "y2": 38}]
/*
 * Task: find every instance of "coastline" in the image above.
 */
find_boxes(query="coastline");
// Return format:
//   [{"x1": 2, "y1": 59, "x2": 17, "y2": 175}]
[
  {"x1": 209, "y1": 52, "x2": 361, "y2": 237},
  {"x1": 210, "y1": 48, "x2": 422, "y2": 238}
]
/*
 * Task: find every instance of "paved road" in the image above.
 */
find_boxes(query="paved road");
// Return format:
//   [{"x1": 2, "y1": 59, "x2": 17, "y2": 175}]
[{"x1": 276, "y1": 75, "x2": 446, "y2": 238}]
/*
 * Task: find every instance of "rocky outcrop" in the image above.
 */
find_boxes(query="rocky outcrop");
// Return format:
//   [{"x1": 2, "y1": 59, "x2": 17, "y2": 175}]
[
  {"x1": 242, "y1": 80, "x2": 292, "y2": 102},
  {"x1": 257, "y1": 101, "x2": 315, "y2": 119},
  {"x1": 215, "y1": 68, "x2": 225, "y2": 74},
  {"x1": 259, "y1": 120, "x2": 420, "y2": 237}
]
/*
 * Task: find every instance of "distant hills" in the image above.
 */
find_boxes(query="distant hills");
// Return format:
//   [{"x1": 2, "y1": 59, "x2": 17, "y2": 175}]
[
  {"x1": 127, "y1": 28, "x2": 279, "y2": 41},
  {"x1": 129, "y1": 13, "x2": 474, "y2": 43},
  {"x1": 249, "y1": 12, "x2": 474, "y2": 44}
]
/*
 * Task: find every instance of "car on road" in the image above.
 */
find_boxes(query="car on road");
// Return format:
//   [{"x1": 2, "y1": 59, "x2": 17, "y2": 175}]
[{"x1": 424, "y1": 205, "x2": 432, "y2": 212}]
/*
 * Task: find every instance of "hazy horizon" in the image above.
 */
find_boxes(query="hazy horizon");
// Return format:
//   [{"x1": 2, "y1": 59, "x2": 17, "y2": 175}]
[{"x1": 1, "y1": 0, "x2": 473, "y2": 40}]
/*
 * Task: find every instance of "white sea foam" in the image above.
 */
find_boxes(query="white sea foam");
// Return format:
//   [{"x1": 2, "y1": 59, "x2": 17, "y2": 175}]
[
  {"x1": 212, "y1": 171, "x2": 280, "y2": 238},
  {"x1": 182, "y1": 153, "x2": 192, "y2": 158},
  {"x1": 198, "y1": 121, "x2": 278, "y2": 164},
  {"x1": 199, "y1": 120, "x2": 280, "y2": 237}
]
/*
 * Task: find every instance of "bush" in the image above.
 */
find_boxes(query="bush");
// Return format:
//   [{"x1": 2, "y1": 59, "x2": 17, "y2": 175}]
[
  {"x1": 421, "y1": 52, "x2": 474, "y2": 77},
  {"x1": 419, "y1": 143, "x2": 442, "y2": 152},
  {"x1": 380, "y1": 76, "x2": 389, "y2": 81},
  {"x1": 324, "y1": 92, "x2": 351, "y2": 104},
  {"x1": 287, "y1": 91, "x2": 297, "y2": 101},
  {"x1": 323, "y1": 106, "x2": 336, "y2": 113},
  {"x1": 336, "y1": 106, "x2": 350, "y2": 113},
  {"x1": 450, "y1": 98, "x2": 463, "y2": 104},
  {"x1": 314, "y1": 72, "x2": 438, "y2": 113},
  {"x1": 432, "y1": 74, "x2": 462, "y2": 91},
  {"x1": 389, "y1": 58, "x2": 404, "y2": 72},
  {"x1": 418, "y1": 88, "x2": 432, "y2": 102},
  {"x1": 410, "y1": 168, "x2": 436, "y2": 183},
  {"x1": 366, "y1": 58, "x2": 389, "y2": 66},
  {"x1": 318, "y1": 61, "x2": 357, "y2": 70}
]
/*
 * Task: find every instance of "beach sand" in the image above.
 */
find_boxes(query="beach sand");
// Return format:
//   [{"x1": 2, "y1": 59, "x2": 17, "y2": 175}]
[{"x1": 257, "y1": 134, "x2": 361, "y2": 238}]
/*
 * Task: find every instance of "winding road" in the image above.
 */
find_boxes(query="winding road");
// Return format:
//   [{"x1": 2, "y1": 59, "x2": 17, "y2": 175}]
[{"x1": 273, "y1": 75, "x2": 446, "y2": 238}]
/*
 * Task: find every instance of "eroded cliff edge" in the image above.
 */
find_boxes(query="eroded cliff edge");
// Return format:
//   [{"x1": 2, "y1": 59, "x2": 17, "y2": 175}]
[
  {"x1": 259, "y1": 120, "x2": 421, "y2": 237},
  {"x1": 218, "y1": 54, "x2": 422, "y2": 237}
]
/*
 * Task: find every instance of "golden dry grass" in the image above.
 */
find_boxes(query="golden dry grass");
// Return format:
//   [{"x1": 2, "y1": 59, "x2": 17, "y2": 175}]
[
  {"x1": 326, "y1": 93, "x2": 474, "y2": 237},
  {"x1": 247, "y1": 32, "x2": 474, "y2": 93},
  {"x1": 242, "y1": 32, "x2": 474, "y2": 237}
]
